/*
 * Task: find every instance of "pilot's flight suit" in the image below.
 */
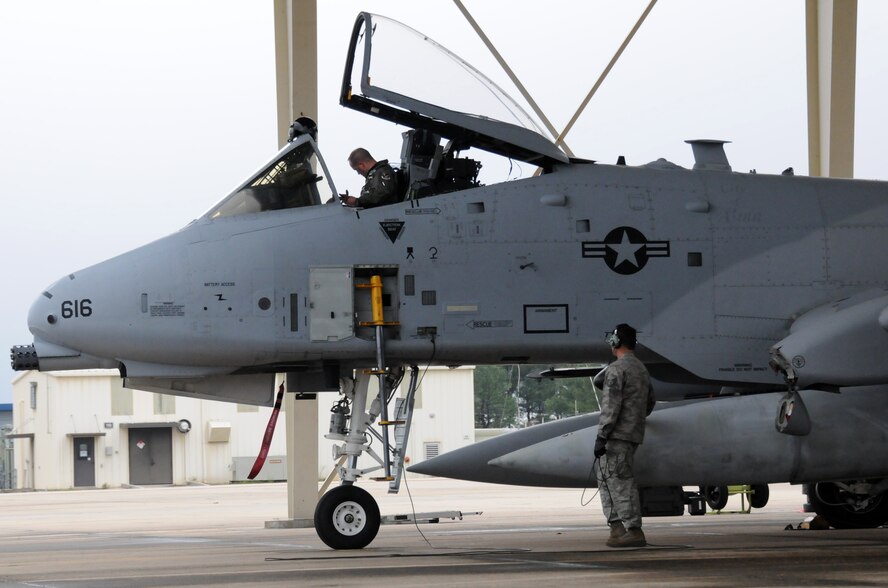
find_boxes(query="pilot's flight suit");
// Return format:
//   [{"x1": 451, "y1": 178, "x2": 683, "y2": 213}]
[
  {"x1": 359, "y1": 160, "x2": 398, "y2": 208},
  {"x1": 595, "y1": 351, "x2": 655, "y2": 536}
]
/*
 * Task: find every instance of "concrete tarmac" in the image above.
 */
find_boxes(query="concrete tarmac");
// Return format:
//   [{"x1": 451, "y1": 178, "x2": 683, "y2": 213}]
[{"x1": 1, "y1": 479, "x2": 887, "y2": 587}]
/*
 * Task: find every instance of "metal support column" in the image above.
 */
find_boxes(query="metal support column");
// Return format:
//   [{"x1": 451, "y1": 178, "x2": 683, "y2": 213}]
[
  {"x1": 284, "y1": 389, "x2": 319, "y2": 525},
  {"x1": 806, "y1": 0, "x2": 858, "y2": 178},
  {"x1": 273, "y1": 0, "x2": 319, "y2": 527}
]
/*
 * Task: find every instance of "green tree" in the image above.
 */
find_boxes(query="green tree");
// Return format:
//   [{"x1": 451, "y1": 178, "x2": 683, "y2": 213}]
[
  {"x1": 517, "y1": 373, "x2": 550, "y2": 425},
  {"x1": 473, "y1": 365, "x2": 518, "y2": 428},
  {"x1": 474, "y1": 363, "x2": 603, "y2": 427},
  {"x1": 545, "y1": 377, "x2": 600, "y2": 420}
]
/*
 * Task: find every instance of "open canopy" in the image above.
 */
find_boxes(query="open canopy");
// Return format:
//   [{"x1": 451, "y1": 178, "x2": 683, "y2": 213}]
[{"x1": 340, "y1": 12, "x2": 569, "y2": 168}]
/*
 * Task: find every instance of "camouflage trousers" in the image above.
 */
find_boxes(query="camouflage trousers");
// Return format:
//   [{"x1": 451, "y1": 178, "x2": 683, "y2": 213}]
[{"x1": 595, "y1": 439, "x2": 642, "y2": 529}]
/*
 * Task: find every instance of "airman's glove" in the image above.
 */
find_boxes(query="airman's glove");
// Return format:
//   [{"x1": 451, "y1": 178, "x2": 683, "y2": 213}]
[{"x1": 594, "y1": 436, "x2": 607, "y2": 458}]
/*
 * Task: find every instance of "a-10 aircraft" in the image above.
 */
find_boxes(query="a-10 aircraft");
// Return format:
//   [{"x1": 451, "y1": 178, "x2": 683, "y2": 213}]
[{"x1": 11, "y1": 13, "x2": 888, "y2": 549}]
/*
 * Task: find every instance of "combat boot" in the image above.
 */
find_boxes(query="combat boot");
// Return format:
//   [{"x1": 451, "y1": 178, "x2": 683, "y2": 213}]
[
  {"x1": 607, "y1": 527, "x2": 646, "y2": 548},
  {"x1": 608, "y1": 521, "x2": 626, "y2": 540}
]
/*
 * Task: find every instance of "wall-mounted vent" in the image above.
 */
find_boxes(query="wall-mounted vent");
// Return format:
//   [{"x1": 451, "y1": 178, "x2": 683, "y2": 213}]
[{"x1": 424, "y1": 442, "x2": 440, "y2": 460}]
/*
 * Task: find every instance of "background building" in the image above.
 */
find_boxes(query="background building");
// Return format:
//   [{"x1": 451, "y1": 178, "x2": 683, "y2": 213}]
[
  {"x1": 0, "y1": 403, "x2": 12, "y2": 489},
  {"x1": 8, "y1": 368, "x2": 473, "y2": 490}
]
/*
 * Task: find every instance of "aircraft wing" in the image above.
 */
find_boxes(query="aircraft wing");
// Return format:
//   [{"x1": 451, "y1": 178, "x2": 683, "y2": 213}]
[{"x1": 770, "y1": 288, "x2": 888, "y2": 389}]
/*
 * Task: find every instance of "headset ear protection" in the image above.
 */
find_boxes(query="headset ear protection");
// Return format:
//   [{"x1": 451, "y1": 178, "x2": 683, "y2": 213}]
[{"x1": 606, "y1": 329, "x2": 621, "y2": 349}]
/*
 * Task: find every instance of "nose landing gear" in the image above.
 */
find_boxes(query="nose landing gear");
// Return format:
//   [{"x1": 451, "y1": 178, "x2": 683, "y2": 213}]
[
  {"x1": 314, "y1": 274, "x2": 420, "y2": 549},
  {"x1": 315, "y1": 365, "x2": 419, "y2": 549}
]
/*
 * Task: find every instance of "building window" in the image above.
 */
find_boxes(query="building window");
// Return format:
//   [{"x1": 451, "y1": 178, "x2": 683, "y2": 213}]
[
  {"x1": 110, "y1": 379, "x2": 133, "y2": 416},
  {"x1": 153, "y1": 394, "x2": 175, "y2": 415},
  {"x1": 29, "y1": 382, "x2": 37, "y2": 410},
  {"x1": 424, "y1": 441, "x2": 440, "y2": 460}
]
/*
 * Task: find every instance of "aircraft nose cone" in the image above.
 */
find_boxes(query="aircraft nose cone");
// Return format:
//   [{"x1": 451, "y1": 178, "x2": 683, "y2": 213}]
[
  {"x1": 27, "y1": 288, "x2": 61, "y2": 340},
  {"x1": 408, "y1": 446, "x2": 484, "y2": 479},
  {"x1": 31, "y1": 292, "x2": 55, "y2": 323},
  {"x1": 487, "y1": 429, "x2": 595, "y2": 478},
  {"x1": 408, "y1": 413, "x2": 600, "y2": 486},
  {"x1": 12, "y1": 284, "x2": 65, "y2": 372}
]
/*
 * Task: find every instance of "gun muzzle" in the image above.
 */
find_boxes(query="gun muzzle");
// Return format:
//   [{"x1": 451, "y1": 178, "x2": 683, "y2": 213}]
[{"x1": 10, "y1": 344, "x2": 39, "y2": 371}]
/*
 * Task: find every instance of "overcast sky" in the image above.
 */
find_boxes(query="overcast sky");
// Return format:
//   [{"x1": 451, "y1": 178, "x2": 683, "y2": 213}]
[{"x1": 2, "y1": 1, "x2": 886, "y2": 404}]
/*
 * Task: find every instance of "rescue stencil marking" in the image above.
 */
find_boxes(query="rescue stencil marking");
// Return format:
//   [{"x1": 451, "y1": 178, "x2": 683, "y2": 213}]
[
  {"x1": 467, "y1": 320, "x2": 513, "y2": 329},
  {"x1": 582, "y1": 226, "x2": 670, "y2": 275}
]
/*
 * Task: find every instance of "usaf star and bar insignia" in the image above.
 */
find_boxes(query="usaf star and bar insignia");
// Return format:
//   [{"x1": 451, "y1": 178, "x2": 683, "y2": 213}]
[{"x1": 582, "y1": 226, "x2": 670, "y2": 275}]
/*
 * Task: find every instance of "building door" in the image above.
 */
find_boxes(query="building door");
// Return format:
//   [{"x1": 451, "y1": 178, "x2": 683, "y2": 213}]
[
  {"x1": 73, "y1": 437, "x2": 96, "y2": 487},
  {"x1": 128, "y1": 428, "x2": 173, "y2": 485}
]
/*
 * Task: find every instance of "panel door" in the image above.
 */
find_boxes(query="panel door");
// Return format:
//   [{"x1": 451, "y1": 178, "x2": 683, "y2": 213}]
[{"x1": 128, "y1": 428, "x2": 173, "y2": 485}]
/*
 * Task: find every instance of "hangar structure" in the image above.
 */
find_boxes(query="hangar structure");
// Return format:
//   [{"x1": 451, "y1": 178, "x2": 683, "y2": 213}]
[{"x1": 2, "y1": 0, "x2": 864, "y2": 517}]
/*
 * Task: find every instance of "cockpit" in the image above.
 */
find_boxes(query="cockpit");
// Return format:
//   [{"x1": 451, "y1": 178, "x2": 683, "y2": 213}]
[
  {"x1": 207, "y1": 138, "x2": 332, "y2": 219},
  {"x1": 203, "y1": 12, "x2": 568, "y2": 220}
]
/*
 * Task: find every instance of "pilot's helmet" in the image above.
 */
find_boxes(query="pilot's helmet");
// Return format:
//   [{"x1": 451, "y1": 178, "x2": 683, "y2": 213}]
[{"x1": 288, "y1": 116, "x2": 318, "y2": 142}]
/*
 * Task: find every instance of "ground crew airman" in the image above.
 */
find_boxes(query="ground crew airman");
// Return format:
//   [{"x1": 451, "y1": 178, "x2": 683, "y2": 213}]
[{"x1": 594, "y1": 323, "x2": 656, "y2": 547}]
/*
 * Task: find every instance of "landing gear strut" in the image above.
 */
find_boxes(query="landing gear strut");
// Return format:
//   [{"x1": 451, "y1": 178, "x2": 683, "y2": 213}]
[{"x1": 314, "y1": 275, "x2": 421, "y2": 549}]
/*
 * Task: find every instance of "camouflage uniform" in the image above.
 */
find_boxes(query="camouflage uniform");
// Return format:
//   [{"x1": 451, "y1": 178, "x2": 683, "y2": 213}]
[
  {"x1": 358, "y1": 160, "x2": 398, "y2": 208},
  {"x1": 595, "y1": 351, "x2": 655, "y2": 530}
]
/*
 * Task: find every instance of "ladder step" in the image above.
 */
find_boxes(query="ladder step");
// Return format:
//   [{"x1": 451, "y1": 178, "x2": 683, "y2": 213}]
[
  {"x1": 378, "y1": 420, "x2": 405, "y2": 426},
  {"x1": 371, "y1": 476, "x2": 395, "y2": 482},
  {"x1": 358, "y1": 321, "x2": 401, "y2": 327}
]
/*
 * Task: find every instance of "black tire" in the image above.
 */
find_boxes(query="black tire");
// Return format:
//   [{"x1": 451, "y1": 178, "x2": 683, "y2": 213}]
[
  {"x1": 749, "y1": 484, "x2": 769, "y2": 509},
  {"x1": 703, "y1": 485, "x2": 729, "y2": 511},
  {"x1": 807, "y1": 481, "x2": 888, "y2": 529},
  {"x1": 314, "y1": 485, "x2": 380, "y2": 549}
]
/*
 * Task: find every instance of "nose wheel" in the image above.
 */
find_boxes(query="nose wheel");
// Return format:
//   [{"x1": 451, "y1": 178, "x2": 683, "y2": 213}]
[{"x1": 314, "y1": 485, "x2": 380, "y2": 549}]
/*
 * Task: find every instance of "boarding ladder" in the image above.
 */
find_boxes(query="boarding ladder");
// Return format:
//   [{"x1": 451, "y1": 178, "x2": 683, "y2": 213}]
[{"x1": 356, "y1": 275, "x2": 418, "y2": 493}]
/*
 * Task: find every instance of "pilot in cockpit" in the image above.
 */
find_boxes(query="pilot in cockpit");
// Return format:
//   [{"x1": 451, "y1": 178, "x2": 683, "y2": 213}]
[{"x1": 339, "y1": 148, "x2": 398, "y2": 208}]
